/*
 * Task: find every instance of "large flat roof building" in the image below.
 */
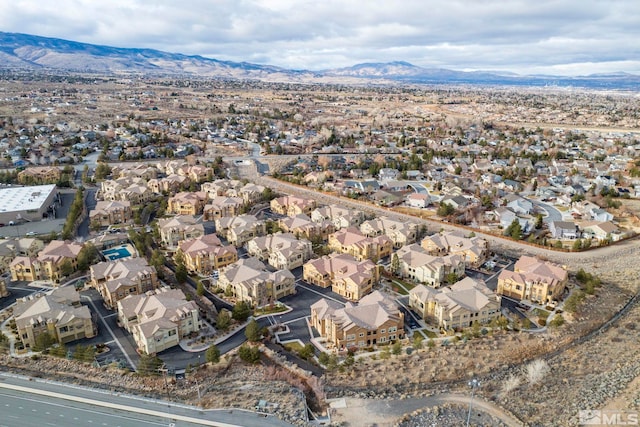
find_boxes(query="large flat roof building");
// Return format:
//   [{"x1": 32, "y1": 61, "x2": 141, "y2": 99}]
[{"x1": 0, "y1": 184, "x2": 58, "y2": 223}]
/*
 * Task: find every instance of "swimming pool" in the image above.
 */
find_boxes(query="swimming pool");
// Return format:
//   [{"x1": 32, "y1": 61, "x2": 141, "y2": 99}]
[{"x1": 102, "y1": 245, "x2": 133, "y2": 261}]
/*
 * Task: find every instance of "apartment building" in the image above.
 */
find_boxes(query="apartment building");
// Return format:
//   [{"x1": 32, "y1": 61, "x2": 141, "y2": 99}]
[
  {"x1": 13, "y1": 287, "x2": 95, "y2": 349},
  {"x1": 311, "y1": 205, "x2": 365, "y2": 230},
  {"x1": 246, "y1": 232, "x2": 313, "y2": 270},
  {"x1": 167, "y1": 191, "x2": 208, "y2": 215},
  {"x1": 90, "y1": 258, "x2": 159, "y2": 309},
  {"x1": 303, "y1": 253, "x2": 378, "y2": 301},
  {"x1": 17, "y1": 166, "x2": 61, "y2": 185},
  {"x1": 10, "y1": 240, "x2": 82, "y2": 283},
  {"x1": 497, "y1": 256, "x2": 568, "y2": 304},
  {"x1": 328, "y1": 227, "x2": 392, "y2": 262},
  {"x1": 395, "y1": 244, "x2": 465, "y2": 288},
  {"x1": 117, "y1": 287, "x2": 200, "y2": 355},
  {"x1": 270, "y1": 195, "x2": 317, "y2": 217},
  {"x1": 158, "y1": 215, "x2": 205, "y2": 248},
  {"x1": 311, "y1": 290, "x2": 404, "y2": 350},
  {"x1": 215, "y1": 257, "x2": 295, "y2": 308},
  {"x1": 420, "y1": 231, "x2": 489, "y2": 267},
  {"x1": 178, "y1": 234, "x2": 238, "y2": 275},
  {"x1": 409, "y1": 277, "x2": 500, "y2": 330},
  {"x1": 360, "y1": 216, "x2": 419, "y2": 248},
  {"x1": 203, "y1": 196, "x2": 245, "y2": 221},
  {"x1": 279, "y1": 214, "x2": 335, "y2": 241},
  {"x1": 89, "y1": 200, "x2": 132, "y2": 228},
  {"x1": 215, "y1": 214, "x2": 266, "y2": 247}
]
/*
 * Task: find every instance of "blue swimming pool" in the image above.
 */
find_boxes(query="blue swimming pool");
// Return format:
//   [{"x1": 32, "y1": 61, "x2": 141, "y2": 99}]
[{"x1": 102, "y1": 246, "x2": 132, "y2": 261}]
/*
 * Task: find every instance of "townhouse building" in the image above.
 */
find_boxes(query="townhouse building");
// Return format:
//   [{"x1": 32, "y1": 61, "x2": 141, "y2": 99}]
[
  {"x1": 167, "y1": 191, "x2": 208, "y2": 216},
  {"x1": 310, "y1": 205, "x2": 365, "y2": 230},
  {"x1": 279, "y1": 214, "x2": 335, "y2": 241}
]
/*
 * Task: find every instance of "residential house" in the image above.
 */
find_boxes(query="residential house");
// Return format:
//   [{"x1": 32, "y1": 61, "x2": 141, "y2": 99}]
[
  {"x1": 440, "y1": 195, "x2": 471, "y2": 210},
  {"x1": 303, "y1": 253, "x2": 378, "y2": 301},
  {"x1": 497, "y1": 256, "x2": 568, "y2": 304},
  {"x1": 10, "y1": 240, "x2": 82, "y2": 283},
  {"x1": 549, "y1": 221, "x2": 580, "y2": 239},
  {"x1": 310, "y1": 205, "x2": 365, "y2": 230},
  {"x1": 409, "y1": 277, "x2": 500, "y2": 330},
  {"x1": 420, "y1": 231, "x2": 489, "y2": 267},
  {"x1": 328, "y1": 227, "x2": 392, "y2": 262},
  {"x1": 360, "y1": 216, "x2": 419, "y2": 248},
  {"x1": 215, "y1": 214, "x2": 266, "y2": 247},
  {"x1": 215, "y1": 257, "x2": 295, "y2": 308},
  {"x1": 167, "y1": 191, "x2": 208, "y2": 215},
  {"x1": 117, "y1": 287, "x2": 200, "y2": 355},
  {"x1": 278, "y1": 214, "x2": 335, "y2": 241},
  {"x1": 89, "y1": 200, "x2": 132, "y2": 228},
  {"x1": 90, "y1": 258, "x2": 159, "y2": 309},
  {"x1": 581, "y1": 221, "x2": 623, "y2": 242},
  {"x1": 203, "y1": 196, "x2": 245, "y2": 221},
  {"x1": 0, "y1": 238, "x2": 45, "y2": 273},
  {"x1": 178, "y1": 234, "x2": 238, "y2": 275},
  {"x1": 310, "y1": 290, "x2": 404, "y2": 349},
  {"x1": 147, "y1": 174, "x2": 190, "y2": 195},
  {"x1": 491, "y1": 207, "x2": 532, "y2": 233},
  {"x1": 158, "y1": 216, "x2": 205, "y2": 248},
  {"x1": 504, "y1": 194, "x2": 533, "y2": 215},
  {"x1": 246, "y1": 233, "x2": 313, "y2": 270},
  {"x1": 378, "y1": 168, "x2": 401, "y2": 182},
  {"x1": 270, "y1": 195, "x2": 317, "y2": 217},
  {"x1": 590, "y1": 207, "x2": 614, "y2": 222},
  {"x1": 395, "y1": 244, "x2": 465, "y2": 288},
  {"x1": 406, "y1": 193, "x2": 430, "y2": 208},
  {"x1": 238, "y1": 182, "x2": 266, "y2": 205},
  {"x1": 13, "y1": 287, "x2": 95, "y2": 349}
]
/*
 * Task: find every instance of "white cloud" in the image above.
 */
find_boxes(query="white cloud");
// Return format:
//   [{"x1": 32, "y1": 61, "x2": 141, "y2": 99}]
[{"x1": 0, "y1": 0, "x2": 638, "y2": 75}]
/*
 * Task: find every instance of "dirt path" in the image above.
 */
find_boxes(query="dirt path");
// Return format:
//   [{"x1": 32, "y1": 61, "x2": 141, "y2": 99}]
[{"x1": 329, "y1": 394, "x2": 524, "y2": 427}]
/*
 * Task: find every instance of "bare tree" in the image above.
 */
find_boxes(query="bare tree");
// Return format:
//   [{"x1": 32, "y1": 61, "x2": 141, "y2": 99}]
[{"x1": 526, "y1": 359, "x2": 550, "y2": 385}]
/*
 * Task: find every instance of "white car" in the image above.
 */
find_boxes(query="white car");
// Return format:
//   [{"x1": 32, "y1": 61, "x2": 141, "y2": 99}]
[{"x1": 25, "y1": 231, "x2": 36, "y2": 236}]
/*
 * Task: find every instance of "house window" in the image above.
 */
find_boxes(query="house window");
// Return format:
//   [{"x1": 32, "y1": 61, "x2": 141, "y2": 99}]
[
  {"x1": 380, "y1": 329, "x2": 385, "y2": 334},
  {"x1": 346, "y1": 334, "x2": 355, "y2": 341},
  {"x1": 388, "y1": 327, "x2": 397, "y2": 333},
  {"x1": 359, "y1": 332, "x2": 364, "y2": 337}
]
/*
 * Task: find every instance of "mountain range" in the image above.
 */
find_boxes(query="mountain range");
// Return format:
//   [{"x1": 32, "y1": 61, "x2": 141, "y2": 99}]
[{"x1": 1, "y1": 31, "x2": 639, "y2": 90}]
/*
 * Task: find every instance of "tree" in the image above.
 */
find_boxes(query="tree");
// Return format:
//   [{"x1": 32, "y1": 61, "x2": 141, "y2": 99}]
[
  {"x1": 535, "y1": 213, "x2": 543, "y2": 230},
  {"x1": 572, "y1": 239, "x2": 582, "y2": 251},
  {"x1": 245, "y1": 319, "x2": 261, "y2": 342},
  {"x1": 505, "y1": 219, "x2": 523, "y2": 240},
  {"x1": 59, "y1": 259, "x2": 74, "y2": 277},
  {"x1": 318, "y1": 352, "x2": 330, "y2": 366},
  {"x1": 412, "y1": 334, "x2": 424, "y2": 350},
  {"x1": 391, "y1": 341, "x2": 402, "y2": 355},
  {"x1": 33, "y1": 332, "x2": 56, "y2": 351},
  {"x1": 94, "y1": 162, "x2": 112, "y2": 180},
  {"x1": 238, "y1": 344, "x2": 260, "y2": 363},
  {"x1": 206, "y1": 344, "x2": 220, "y2": 364},
  {"x1": 445, "y1": 272, "x2": 458, "y2": 285},
  {"x1": 232, "y1": 301, "x2": 251, "y2": 322},
  {"x1": 174, "y1": 250, "x2": 188, "y2": 283},
  {"x1": 298, "y1": 343, "x2": 315, "y2": 360},
  {"x1": 216, "y1": 309, "x2": 231, "y2": 331},
  {"x1": 77, "y1": 243, "x2": 99, "y2": 271},
  {"x1": 390, "y1": 253, "x2": 400, "y2": 275},
  {"x1": 137, "y1": 354, "x2": 163, "y2": 376},
  {"x1": 437, "y1": 202, "x2": 455, "y2": 217},
  {"x1": 196, "y1": 280, "x2": 205, "y2": 296}
]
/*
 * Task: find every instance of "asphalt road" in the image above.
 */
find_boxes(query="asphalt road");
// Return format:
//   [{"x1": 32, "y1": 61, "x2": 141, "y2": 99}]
[{"x1": 0, "y1": 373, "x2": 294, "y2": 427}]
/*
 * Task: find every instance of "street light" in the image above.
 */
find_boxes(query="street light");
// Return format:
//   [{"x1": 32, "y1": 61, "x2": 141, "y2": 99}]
[{"x1": 466, "y1": 378, "x2": 480, "y2": 427}]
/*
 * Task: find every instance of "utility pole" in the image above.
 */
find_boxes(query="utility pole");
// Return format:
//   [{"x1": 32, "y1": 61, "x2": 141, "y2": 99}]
[{"x1": 466, "y1": 378, "x2": 480, "y2": 427}]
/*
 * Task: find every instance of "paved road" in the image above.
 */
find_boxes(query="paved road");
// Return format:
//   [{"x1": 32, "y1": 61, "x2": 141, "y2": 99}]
[
  {"x1": 261, "y1": 176, "x2": 640, "y2": 264},
  {"x1": 531, "y1": 199, "x2": 563, "y2": 223},
  {"x1": 0, "y1": 374, "x2": 293, "y2": 427}
]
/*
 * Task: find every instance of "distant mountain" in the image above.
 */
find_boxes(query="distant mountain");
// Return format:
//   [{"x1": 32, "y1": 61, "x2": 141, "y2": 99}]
[{"x1": 1, "y1": 32, "x2": 639, "y2": 89}]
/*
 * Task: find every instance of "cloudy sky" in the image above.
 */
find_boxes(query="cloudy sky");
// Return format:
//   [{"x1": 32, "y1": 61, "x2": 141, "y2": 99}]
[{"x1": 1, "y1": 0, "x2": 639, "y2": 75}]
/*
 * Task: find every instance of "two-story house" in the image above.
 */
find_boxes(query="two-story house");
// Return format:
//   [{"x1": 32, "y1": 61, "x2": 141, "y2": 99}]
[
  {"x1": 178, "y1": 234, "x2": 238, "y2": 275},
  {"x1": 90, "y1": 258, "x2": 159, "y2": 309},
  {"x1": 497, "y1": 256, "x2": 568, "y2": 304},
  {"x1": 303, "y1": 253, "x2": 378, "y2": 301}
]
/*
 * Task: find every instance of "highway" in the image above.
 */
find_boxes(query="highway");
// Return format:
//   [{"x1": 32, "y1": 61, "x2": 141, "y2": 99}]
[{"x1": 0, "y1": 374, "x2": 294, "y2": 427}]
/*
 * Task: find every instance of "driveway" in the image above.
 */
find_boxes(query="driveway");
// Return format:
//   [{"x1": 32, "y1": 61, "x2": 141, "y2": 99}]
[{"x1": 531, "y1": 199, "x2": 564, "y2": 223}]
